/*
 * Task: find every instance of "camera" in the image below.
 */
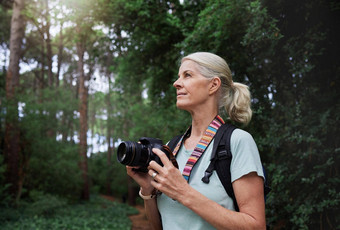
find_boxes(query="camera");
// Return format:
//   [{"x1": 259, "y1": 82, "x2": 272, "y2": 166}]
[{"x1": 117, "y1": 137, "x2": 177, "y2": 172}]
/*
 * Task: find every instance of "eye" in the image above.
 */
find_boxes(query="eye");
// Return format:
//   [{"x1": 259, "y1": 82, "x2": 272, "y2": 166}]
[{"x1": 185, "y1": 73, "x2": 191, "y2": 78}]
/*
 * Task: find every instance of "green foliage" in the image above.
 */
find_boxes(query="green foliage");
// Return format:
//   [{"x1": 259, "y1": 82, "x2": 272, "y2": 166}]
[
  {"x1": 88, "y1": 152, "x2": 129, "y2": 197},
  {"x1": 0, "y1": 195, "x2": 138, "y2": 230},
  {"x1": 16, "y1": 88, "x2": 82, "y2": 200},
  {"x1": 265, "y1": 104, "x2": 340, "y2": 229},
  {"x1": 0, "y1": 3, "x2": 11, "y2": 47},
  {"x1": 0, "y1": 155, "x2": 11, "y2": 206},
  {"x1": 24, "y1": 190, "x2": 68, "y2": 216},
  {"x1": 102, "y1": 0, "x2": 184, "y2": 105},
  {"x1": 258, "y1": 0, "x2": 340, "y2": 228}
]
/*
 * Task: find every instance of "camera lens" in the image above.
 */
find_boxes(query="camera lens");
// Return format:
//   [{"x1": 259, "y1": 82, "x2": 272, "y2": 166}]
[{"x1": 117, "y1": 141, "x2": 139, "y2": 165}]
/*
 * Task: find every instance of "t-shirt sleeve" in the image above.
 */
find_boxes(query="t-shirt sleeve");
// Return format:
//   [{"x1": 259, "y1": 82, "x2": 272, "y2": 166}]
[{"x1": 230, "y1": 129, "x2": 264, "y2": 183}]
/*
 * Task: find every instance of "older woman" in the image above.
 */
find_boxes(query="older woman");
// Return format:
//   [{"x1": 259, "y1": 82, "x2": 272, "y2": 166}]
[{"x1": 127, "y1": 52, "x2": 266, "y2": 230}]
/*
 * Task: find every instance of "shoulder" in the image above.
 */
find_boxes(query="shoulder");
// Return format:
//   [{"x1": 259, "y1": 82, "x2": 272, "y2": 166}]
[
  {"x1": 229, "y1": 129, "x2": 264, "y2": 182},
  {"x1": 230, "y1": 128, "x2": 256, "y2": 147},
  {"x1": 229, "y1": 128, "x2": 259, "y2": 161}
]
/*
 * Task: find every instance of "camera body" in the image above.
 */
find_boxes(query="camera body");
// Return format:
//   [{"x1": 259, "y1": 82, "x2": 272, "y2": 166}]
[{"x1": 117, "y1": 137, "x2": 172, "y2": 172}]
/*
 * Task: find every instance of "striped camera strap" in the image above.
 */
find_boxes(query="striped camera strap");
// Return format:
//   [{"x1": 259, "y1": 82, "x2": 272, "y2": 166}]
[{"x1": 173, "y1": 115, "x2": 225, "y2": 182}]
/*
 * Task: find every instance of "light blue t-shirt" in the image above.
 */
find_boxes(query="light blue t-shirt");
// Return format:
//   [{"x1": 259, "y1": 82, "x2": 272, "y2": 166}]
[{"x1": 157, "y1": 129, "x2": 264, "y2": 230}]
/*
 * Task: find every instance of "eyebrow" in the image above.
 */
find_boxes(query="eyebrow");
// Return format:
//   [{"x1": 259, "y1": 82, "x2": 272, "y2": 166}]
[{"x1": 178, "y1": 70, "x2": 193, "y2": 77}]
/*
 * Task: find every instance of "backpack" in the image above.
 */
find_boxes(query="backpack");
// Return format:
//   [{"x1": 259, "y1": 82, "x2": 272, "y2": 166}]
[{"x1": 167, "y1": 123, "x2": 271, "y2": 212}]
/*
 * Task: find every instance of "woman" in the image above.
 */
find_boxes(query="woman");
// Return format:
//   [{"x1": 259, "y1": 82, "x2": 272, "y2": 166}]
[{"x1": 127, "y1": 52, "x2": 266, "y2": 230}]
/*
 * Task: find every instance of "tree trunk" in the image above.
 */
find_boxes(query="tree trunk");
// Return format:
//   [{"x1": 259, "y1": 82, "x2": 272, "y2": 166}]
[
  {"x1": 76, "y1": 26, "x2": 89, "y2": 200},
  {"x1": 41, "y1": 0, "x2": 57, "y2": 139},
  {"x1": 127, "y1": 176, "x2": 138, "y2": 206},
  {"x1": 106, "y1": 134, "x2": 113, "y2": 195},
  {"x1": 39, "y1": 39, "x2": 45, "y2": 104},
  {"x1": 106, "y1": 76, "x2": 113, "y2": 195},
  {"x1": 56, "y1": 21, "x2": 64, "y2": 88},
  {"x1": 44, "y1": 0, "x2": 53, "y2": 88},
  {"x1": 4, "y1": 0, "x2": 26, "y2": 203}
]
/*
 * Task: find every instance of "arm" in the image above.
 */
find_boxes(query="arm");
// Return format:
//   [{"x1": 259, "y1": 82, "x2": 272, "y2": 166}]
[
  {"x1": 143, "y1": 194, "x2": 162, "y2": 230},
  {"x1": 126, "y1": 167, "x2": 162, "y2": 230},
  {"x1": 179, "y1": 172, "x2": 266, "y2": 230},
  {"x1": 149, "y1": 149, "x2": 266, "y2": 230}
]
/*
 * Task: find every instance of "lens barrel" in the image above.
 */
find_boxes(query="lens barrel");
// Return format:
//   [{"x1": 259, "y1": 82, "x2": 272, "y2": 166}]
[
  {"x1": 117, "y1": 141, "x2": 150, "y2": 167},
  {"x1": 117, "y1": 141, "x2": 138, "y2": 165}
]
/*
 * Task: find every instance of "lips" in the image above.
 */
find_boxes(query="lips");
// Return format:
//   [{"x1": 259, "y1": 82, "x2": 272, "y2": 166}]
[{"x1": 177, "y1": 91, "x2": 186, "y2": 96}]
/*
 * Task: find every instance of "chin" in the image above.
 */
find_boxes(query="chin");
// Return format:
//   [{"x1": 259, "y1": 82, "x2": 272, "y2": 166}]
[{"x1": 176, "y1": 102, "x2": 190, "y2": 111}]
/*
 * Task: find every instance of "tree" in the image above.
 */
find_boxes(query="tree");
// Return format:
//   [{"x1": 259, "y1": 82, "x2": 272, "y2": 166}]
[
  {"x1": 75, "y1": 23, "x2": 90, "y2": 200},
  {"x1": 65, "y1": 0, "x2": 101, "y2": 200},
  {"x1": 4, "y1": 0, "x2": 26, "y2": 203},
  {"x1": 261, "y1": 0, "x2": 340, "y2": 228}
]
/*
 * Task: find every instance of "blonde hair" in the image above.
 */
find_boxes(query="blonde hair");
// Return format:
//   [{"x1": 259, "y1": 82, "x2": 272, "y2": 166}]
[{"x1": 182, "y1": 52, "x2": 252, "y2": 125}]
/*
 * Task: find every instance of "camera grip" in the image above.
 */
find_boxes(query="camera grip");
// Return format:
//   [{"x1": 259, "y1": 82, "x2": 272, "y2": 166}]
[{"x1": 162, "y1": 145, "x2": 179, "y2": 169}]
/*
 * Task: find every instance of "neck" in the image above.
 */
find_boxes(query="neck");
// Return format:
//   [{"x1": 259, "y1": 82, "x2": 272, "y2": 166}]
[{"x1": 189, "y1": 109, "x2": 219, "y2": 138}]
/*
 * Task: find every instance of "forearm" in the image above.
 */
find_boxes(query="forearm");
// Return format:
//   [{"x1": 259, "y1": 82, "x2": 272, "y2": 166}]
[
  {"x1": 140, "y1": 188, "x2": 162, "y2": 230},
  {"x1": 126, "y1": 165, "x2": 162, "y2": 229},
  {"x1": 177, "y1": 186, "x2": 265, "y2": 230},
  {"x1": 144, "y1": 199, "x2": 162, "y2": 230}
]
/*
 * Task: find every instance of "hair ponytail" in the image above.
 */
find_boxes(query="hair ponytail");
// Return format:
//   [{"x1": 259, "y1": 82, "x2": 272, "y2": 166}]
[{"x1": 221, "y1": 82, "x2": 252, "y2": 125}]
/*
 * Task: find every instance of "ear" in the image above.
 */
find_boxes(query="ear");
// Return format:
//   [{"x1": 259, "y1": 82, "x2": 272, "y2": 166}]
[{"x1": 209, "y1": 77, "x2": 221, "y2": 95}]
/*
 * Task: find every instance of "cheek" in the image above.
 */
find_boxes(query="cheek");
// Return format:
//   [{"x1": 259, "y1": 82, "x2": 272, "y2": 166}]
[
  {"x1": 190, "y1": 83, "x2": 210, "y2": 98},
  {"x1": 186, "y1": 81, "x2": 206, "y2": 93}
]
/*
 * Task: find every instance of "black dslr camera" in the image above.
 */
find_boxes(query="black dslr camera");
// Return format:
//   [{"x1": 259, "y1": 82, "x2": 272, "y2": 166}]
[{"x1": 117, "y1": 137, "x2": 178, "y2": 172}]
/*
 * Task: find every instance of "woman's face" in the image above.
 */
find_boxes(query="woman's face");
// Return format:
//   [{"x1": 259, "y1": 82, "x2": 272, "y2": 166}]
[{"x1": 173, "y1": 60, "x2": 212, "y2": 111}]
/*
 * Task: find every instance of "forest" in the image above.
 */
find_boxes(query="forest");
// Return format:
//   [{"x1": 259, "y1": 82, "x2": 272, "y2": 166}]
[{"x1": 0, "y1": 0, "x2": 339, "y2": 229}]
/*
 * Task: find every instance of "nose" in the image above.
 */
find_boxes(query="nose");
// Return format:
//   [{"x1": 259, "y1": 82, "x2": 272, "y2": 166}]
[{"x1": 173, "y1": 77, "x2": 182, "y2": 89}]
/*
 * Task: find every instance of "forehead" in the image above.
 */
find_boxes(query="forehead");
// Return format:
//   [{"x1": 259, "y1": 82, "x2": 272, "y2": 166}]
[{"x1": 178, "y1": 60, "x2": 200, "y2": 74}]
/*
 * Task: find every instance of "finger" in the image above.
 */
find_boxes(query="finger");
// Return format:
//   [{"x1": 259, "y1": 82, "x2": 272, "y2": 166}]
[
  {"x1": 126, "y1": 166, "x2": 134, "y2": 175},
  {"x1": 152, "y1": 148, "x2": 172, "y2": 167},
  {"x1": 148, "y1": 169, "x2": 159, "y2": 181},
  {"x1": 148, "y1": 160, "x2": 164, "y2": 174},
  {"x1": 126, "y1": 165, "x2": 141, "y2": 171},
  {"x1": 148, "y1": 168, "x2": 158, "y2": 178}
]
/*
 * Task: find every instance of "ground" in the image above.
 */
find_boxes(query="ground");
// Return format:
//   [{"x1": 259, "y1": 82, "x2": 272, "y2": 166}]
[{"x1": 101, "y1": 195, "x2": 152, "y2": 230}]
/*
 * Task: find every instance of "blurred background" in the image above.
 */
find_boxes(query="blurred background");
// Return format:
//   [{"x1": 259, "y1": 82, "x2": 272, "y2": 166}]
[{"x1": 0, "y1": 0, "x2": 339, "y2": 229}]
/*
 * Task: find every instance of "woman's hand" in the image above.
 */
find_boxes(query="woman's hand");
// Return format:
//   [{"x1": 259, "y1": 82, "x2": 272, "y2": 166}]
[
  {"x1": 126, "y1": 166, "x2": 154, "y2": 194},
  {"x1": 148, "y1": 148, "x2": 189, "y2": 201}
]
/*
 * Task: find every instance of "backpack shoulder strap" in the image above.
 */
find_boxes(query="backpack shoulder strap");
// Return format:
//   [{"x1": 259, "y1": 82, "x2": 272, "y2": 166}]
[
  {"x1": 201, "y1": 123, "x2": 238, "y2": 210},
  {"x1": 167, "y1": 134, "x2": 183, "y2": 152},
  {"x1": 201, "y1": 124, "x2": 231, "y2": 182},
  {"x1": 214, "y1": 125, "x2": 238, "y2": 211}
]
